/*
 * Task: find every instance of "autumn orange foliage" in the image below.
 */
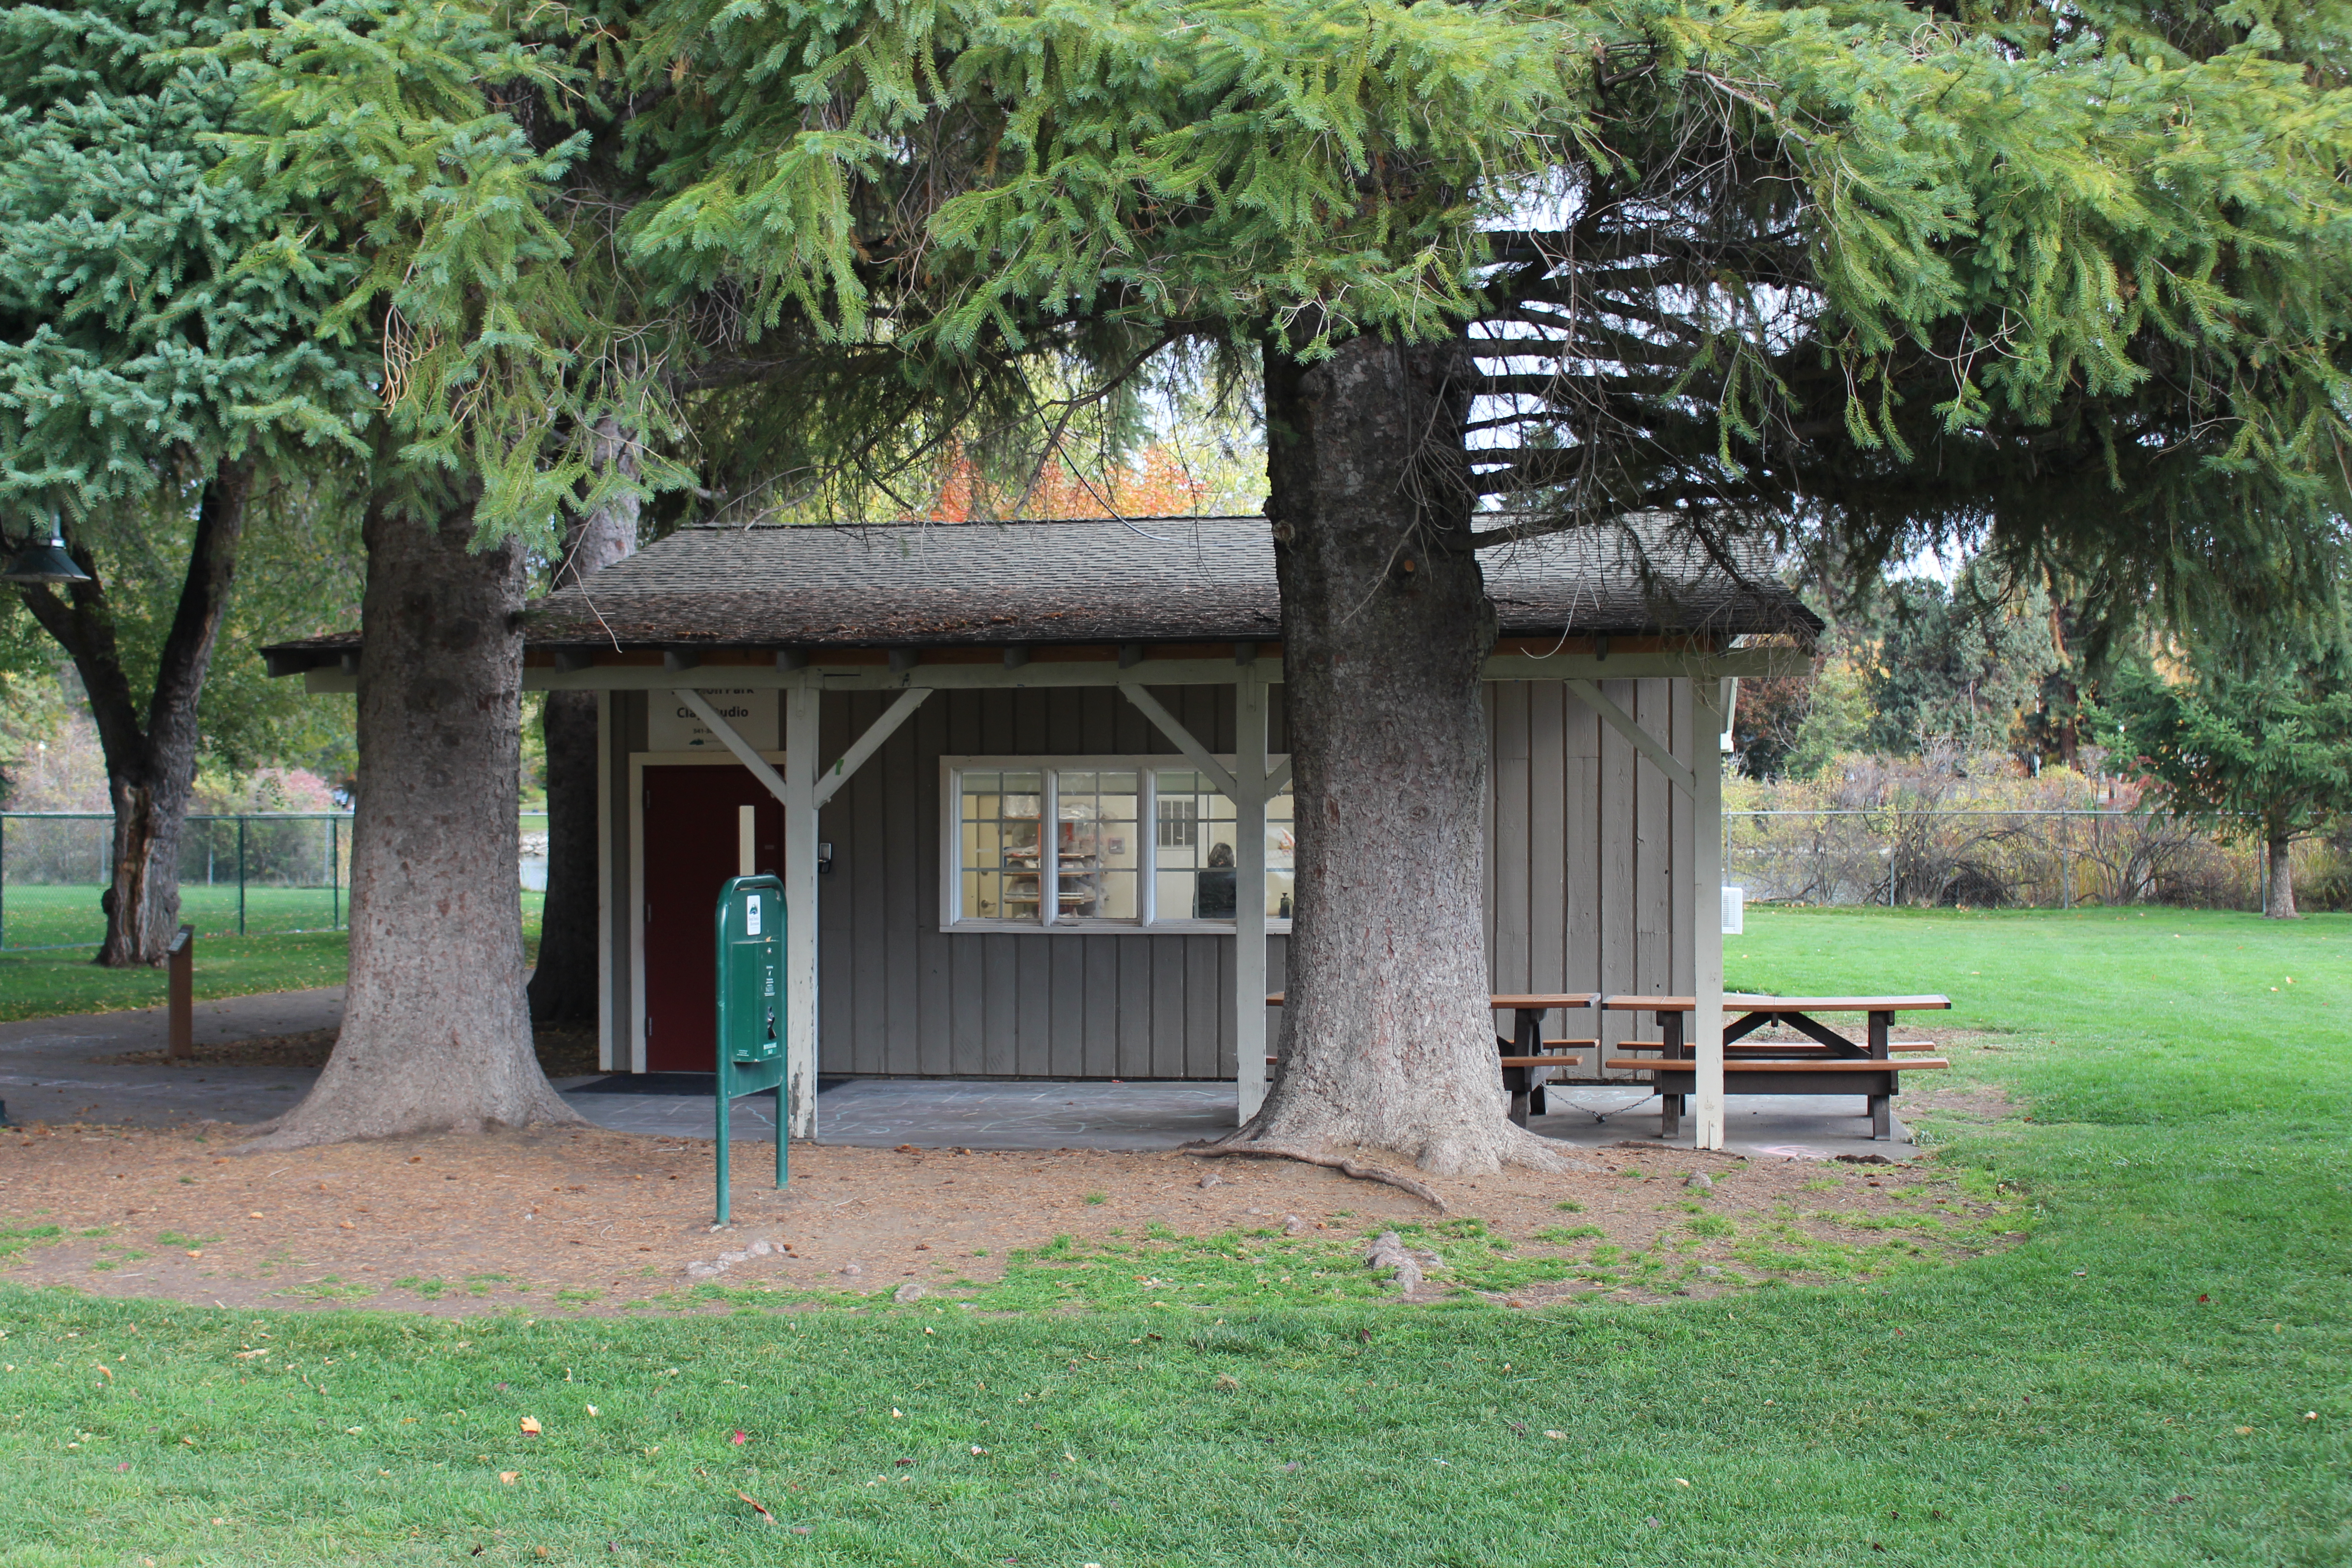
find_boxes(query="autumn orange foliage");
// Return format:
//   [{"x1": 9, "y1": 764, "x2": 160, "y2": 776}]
[{"x1": 923, "y1": 445, "x2": 1214, "y2": 521}]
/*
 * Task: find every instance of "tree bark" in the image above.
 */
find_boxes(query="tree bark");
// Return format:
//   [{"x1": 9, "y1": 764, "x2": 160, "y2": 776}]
[
  {"x1": 1233, "y1": 331, "x2": 1573, "y2": 1176},
  {"x1": 527, "y1": 424, "x2": 640, "y2": 1024},
  {"x1": 2264, "y1": 824, "x2": 2297, "y2": 919},
  {"x1": 15, "y1": 461, "x2": 252, "y2": 965},
  {"x1": 249, "y1": 486, "x2": 581, "y2": 1147}
]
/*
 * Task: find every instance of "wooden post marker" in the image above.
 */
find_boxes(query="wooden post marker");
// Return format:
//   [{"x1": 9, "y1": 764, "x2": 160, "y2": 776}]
[{"x1": 167, "y1": 925, "x2": 195, "y2": 1060}]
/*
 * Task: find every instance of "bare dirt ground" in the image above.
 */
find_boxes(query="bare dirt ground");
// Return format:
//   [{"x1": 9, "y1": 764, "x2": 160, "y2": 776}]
[{"x1": 0, "y1": 1116, "x2": 2015, "y2": 1318}]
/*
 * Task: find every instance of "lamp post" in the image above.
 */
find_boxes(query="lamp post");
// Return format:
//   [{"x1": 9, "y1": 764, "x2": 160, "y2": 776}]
[{"x1": 1, "y1": 512, "x2": 92, "y2": 585}]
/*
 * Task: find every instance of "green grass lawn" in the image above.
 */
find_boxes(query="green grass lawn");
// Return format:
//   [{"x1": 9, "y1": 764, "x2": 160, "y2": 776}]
[
  {"x1": 0, "y1": 892, "x2": 544, "y2": 1022},
  {"x1": 1, "y1": 908, "x2": 2347, "y2": 1565},
  {"x1": 1, "y1": 882, "x2": 348, "y2": 951}
]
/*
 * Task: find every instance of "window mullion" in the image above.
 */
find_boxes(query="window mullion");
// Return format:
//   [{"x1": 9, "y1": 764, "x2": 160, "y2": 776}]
[
  {"x1": 1138, "y1": 767, "x2": 1158, "y2": 927},
  {"x1": 1041, "y1": 768, "x2": 1059, "y2": 927}
]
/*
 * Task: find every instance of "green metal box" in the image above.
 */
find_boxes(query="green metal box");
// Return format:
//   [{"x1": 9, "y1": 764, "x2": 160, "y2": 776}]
[
  {"x1": 714, "y1": 874, "x2": 787, "y2": 1222},
  {"x1": 721, "y1": 879, "x2": 782, "y2": 1064}
]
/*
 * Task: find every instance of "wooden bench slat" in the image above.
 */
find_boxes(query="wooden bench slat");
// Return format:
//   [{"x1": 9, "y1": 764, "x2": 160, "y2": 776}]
[
  {"x1": 1619, "y1": 1043, "x2": 1941, "y2": 1056},
  {"x1": 1724, "y1": 994, "x2": 1952, "y2": 1011},
  {"x1": 1607, "y1": 1057, "x2": 1950, "y2": 1073}
]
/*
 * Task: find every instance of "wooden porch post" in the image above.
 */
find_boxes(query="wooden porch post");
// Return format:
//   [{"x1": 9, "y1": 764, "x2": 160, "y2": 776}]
[
  {"x1": 1235, "y1": 667, "x2": 1270, "y2": 1121},
  {"x1": 1692, "y1": 678, "x2": 1726, "y2": 1149},
  {"x1": 782, "y1": 683, "x2": 822, "y2": 1138}
]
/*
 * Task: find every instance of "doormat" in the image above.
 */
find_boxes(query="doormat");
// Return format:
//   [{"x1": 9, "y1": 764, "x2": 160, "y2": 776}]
[
  {"x1": 568, "y1": 1073, "x2": 855, "y2": 1096},
  {"x1": 568, "y1": 1072, "x2": 717, "y2": 1096}
]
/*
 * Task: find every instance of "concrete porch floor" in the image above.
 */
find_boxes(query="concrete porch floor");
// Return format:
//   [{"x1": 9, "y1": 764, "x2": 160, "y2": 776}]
[{"x1": 0, "y1": 986, "x2": 1913, "y2": 1158}]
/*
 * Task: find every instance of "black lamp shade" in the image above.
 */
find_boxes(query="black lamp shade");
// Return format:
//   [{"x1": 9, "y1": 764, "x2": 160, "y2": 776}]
[{"x1": 2, "y1": 535, "x2": 89, "y2": 584}]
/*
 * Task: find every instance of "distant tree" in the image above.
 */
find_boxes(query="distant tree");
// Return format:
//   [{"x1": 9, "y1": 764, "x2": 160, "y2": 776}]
[
  {"x1": 1849, "y1": 567, "x2": 2068, "y2": 763},
  {"x1": 2100, "y1": 639, "x2": 2352, "y2": 919},
  {"x1": 1782, "y1": 645, "x2": 1877, "y2": 781},
  {"x1": 1729, "y1": 666, "x2": 1813, "y2": 780},
  {"x1": 926, "y1": 443, "x2": 1215, "y2": 521}
]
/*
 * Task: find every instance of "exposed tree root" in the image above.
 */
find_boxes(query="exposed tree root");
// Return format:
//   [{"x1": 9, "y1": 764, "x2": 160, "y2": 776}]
[
  {"x1": 1497, "y1": 1124, "x2": 1611, "y2": 1176},
  {"x1": 1186, "y1": 1140, "x2": 1449, "y2": 1212},
  {"x1": 234, "y1": 1102, "x2": 586, "y2": 1155}
]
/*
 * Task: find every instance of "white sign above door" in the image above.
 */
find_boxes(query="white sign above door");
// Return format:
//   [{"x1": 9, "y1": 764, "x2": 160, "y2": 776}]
[{"x1": 649, "y1": 690, "x2": 779, "y2": 752}]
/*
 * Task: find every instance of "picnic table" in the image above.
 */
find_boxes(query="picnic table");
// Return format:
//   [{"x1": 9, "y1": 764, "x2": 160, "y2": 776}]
[
  {"x1": 1263, "y1": 992, "x2": 1598, "y2": 1124},
  {"x1": 1489, "y1": 994, "x2": 1598, "y2": 1123},
  {"x1": 1605, "y1": 993, "x2": 1952, "y2": 1140}
]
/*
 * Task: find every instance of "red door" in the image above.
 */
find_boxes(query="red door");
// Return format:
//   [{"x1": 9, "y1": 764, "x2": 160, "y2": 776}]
[{"x1": 642, "y1": 766, "x2": 784, "y2": 1072}]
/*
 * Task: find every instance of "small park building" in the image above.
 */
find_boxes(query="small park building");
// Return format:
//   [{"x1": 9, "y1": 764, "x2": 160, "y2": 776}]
[{"x1": 266, "y1": 517, "x2": 1814, "y2": 1150}]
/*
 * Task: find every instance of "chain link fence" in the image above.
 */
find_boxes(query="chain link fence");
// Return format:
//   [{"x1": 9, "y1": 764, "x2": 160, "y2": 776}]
[
  {"x1": 0, "y1": 812, "x2": 552, "y2": 951},
  {"x1": 1724, "y1": 808, "x2": 2329, "y2": 911}
]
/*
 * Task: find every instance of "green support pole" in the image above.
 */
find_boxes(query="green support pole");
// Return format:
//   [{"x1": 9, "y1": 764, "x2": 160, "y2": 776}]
[
  {"x1": 237, "y1": 816, "x2": 247, "y2": 935},
  {"x1": 715, "y1": 1054, "x2": 732, "y2": 1226}
]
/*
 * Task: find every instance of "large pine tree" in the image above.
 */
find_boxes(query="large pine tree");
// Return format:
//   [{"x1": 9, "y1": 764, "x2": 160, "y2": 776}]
[
  {"x1": 617, "y1": 0, "x2": 2352, "y2": 1170},
  {"x1": 209, "y1": 0, "x2": 683, "y2": 1146}
]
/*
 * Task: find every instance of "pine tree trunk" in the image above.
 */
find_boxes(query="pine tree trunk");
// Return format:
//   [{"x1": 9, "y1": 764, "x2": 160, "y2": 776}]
[
  {"x1": 249, "y1": 487, "x2": 580, "y2": 1147},
  {"x1": 527, "y1": 427, "x2": 638, "y2": 1025},
  {"x1": 2264, "y1": 828, "x2": 2297, "y2": 919},
  {"x1": 527, "y1": 690, "x2": 602, "y2": 1023},
  {"x1": 1234, "y1": 332, "x2": 1574, "y2": 1176},
  {"x1": 16, "y1": 462, "x2": 251, "y2": 966}
]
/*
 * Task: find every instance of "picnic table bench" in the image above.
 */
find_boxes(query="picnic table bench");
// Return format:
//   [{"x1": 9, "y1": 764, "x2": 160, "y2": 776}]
[
  {"x1": 1606, "y1": 994, "x2": 1952, "y2": 1140},
  {"x1": 1261, "y1": 990, "x2": 1951, "y2": 1142},
  {"x1": 1262, "y1": 992, "x2": 1600, "y2": 1124}
]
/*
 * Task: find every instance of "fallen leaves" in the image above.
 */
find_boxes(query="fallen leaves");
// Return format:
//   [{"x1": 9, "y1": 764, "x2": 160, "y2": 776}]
[
  {"x1": 735, "y1": 1489, "x2": 775, "y2": 1524},
  {"x1": 731, "y1": 1430, "x2": 749, "y2": 1446},
  {"x1": 519, "y1": 1417, "x2": 542, "y2": 1436},
  {"x1": 499, "y1": 1472, "x2": 519, "y2": 1485}
]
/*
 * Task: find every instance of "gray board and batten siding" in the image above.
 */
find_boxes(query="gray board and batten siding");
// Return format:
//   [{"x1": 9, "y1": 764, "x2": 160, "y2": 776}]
[{"x1": 603, "y1": 675, "x2": 1696, "y2": 1081}]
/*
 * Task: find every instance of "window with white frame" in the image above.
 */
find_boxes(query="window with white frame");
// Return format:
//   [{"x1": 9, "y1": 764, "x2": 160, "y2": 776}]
[{"x1": 947, "y1": 759, "x2": 1293, "y2": 930}]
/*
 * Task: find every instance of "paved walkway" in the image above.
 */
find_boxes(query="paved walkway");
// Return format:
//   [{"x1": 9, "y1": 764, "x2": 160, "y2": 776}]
[
  {"x1": 571, "y1": 1075, "x2": 1242, "y2": 1151},
  {"x1": 0, "y1": 986, "x2": 1913, "y2": 1157},
  {"x1": 0, "y1": 986, "x2": 346, "y2": 1132}
]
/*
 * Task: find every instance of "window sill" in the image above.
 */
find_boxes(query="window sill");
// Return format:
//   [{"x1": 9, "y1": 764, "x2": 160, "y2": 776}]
[{"x1": 942, "y1": 919, "x2": 1294, "y2": 937}]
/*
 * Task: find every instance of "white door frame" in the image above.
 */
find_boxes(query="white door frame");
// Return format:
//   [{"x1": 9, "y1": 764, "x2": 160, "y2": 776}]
[{"x1": 625, "y1": 749, "x2": 789, "y2": 1077}]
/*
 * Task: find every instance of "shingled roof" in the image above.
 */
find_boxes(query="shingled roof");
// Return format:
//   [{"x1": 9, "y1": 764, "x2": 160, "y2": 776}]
[{"x1": 513, "y1": 516, "x2": 1818, "y2": 652}]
